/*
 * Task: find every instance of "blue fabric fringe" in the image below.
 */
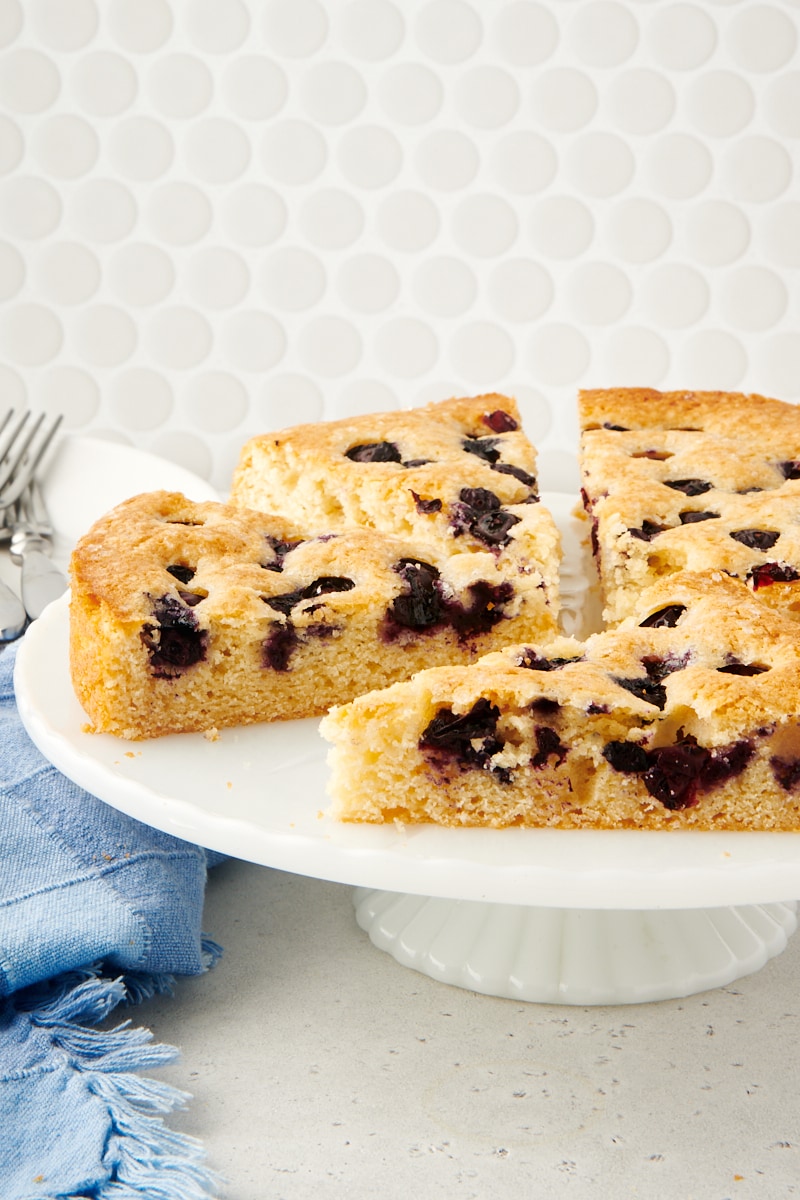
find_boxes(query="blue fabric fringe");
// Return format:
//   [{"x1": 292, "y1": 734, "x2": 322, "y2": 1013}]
[{"x1": 2, "y1": 943, "x2": 225, "y2": 1200}]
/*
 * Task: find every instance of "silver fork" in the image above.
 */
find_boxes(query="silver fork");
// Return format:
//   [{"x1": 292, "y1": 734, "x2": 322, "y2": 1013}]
[
  {"x1": 0, "y1": 410, "x2": 64, "y2": 637},
  {"x1": 10, "y1": 477, "x2": 68, "y2": 620}
]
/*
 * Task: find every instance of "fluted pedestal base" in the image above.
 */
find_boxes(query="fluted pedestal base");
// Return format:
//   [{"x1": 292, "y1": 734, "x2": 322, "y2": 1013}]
[{"x1": 354, "y1": 890, "x2": 798, "y2": 1006}]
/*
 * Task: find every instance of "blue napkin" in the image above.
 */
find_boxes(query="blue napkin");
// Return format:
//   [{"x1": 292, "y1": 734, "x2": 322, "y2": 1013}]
[{"x1": 0, "y1": 641, "x2": 224, "y2": 1199}]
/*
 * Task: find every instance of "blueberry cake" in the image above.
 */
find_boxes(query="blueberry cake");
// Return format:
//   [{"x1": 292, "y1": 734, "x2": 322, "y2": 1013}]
[
  {"x1": 70, "y1": 490, "x2": 559, "y2": 740},
  {"x1": 321, "y1": 571, "x2": 800, "y2": 830},
  {"x1": 579, "y1": 387, "x2": 800, "y2": 626},
  {"x1": 231, "y1": 393, "x2": 561, "y2": 640}
]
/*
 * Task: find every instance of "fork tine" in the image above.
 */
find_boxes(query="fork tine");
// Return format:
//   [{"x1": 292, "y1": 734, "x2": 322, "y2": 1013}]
[{"x1": 0, "y1": 411, "x2": 63, "y2": 509}]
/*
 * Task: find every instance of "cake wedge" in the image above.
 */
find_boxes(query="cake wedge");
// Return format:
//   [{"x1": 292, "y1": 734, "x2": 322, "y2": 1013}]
[
  {"x1": 70, "y1": 490, "x2": 557, "y2": 739},
  {"x1": 579, "y1": 387, "x2": 800, "y2": 626},
  {"x1": 321, "y1": 571, "x2": 800, "y2": 831},
  {"x1": 231, "y1": 393, "x2": 561, "y2": 643}
]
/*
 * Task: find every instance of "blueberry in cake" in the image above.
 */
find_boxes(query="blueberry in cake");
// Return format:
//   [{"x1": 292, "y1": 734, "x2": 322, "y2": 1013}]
[
  {"x1": 231, "y1": 393, "x2": 561, "y2": 643},
  {"x1": 70, "y1": 490, "x2": 559, "y2": 739},
  {"x1": 321, "y1": 571, "x2": 800, "y2": 830},
  {"x1": 579, "y1": 387, "x2": 800, "y2": 626}
]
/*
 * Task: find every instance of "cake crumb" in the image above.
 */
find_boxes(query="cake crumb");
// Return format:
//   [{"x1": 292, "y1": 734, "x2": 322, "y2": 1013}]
[{"x1": 204, "y1": 726, "x2": 220, "y2": 742}]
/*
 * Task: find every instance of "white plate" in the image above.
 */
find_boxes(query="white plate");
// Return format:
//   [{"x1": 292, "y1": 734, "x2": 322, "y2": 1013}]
[{"x1": 14, "y1": 481, "x2": 800, "y2": 912}]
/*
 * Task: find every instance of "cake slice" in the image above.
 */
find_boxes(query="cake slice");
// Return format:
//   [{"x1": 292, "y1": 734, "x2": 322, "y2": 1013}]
[
  {"x1": 321, "y1": 571, "x2": 800, "y2": 830},
  {"x1": 231, "y1": 393, "x2": 561, "y2": 641},
  {"x1": 70, "y1": 491, "x2": 558, "y2": 739},
  {"x1": 579, "y1": 387, "x2": 800, "y2": 625}
]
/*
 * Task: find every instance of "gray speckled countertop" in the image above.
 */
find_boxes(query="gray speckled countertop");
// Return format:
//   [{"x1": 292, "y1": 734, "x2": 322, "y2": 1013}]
[{"x1": 139, "y1": 859, "x2": 800, "y2": 1199}]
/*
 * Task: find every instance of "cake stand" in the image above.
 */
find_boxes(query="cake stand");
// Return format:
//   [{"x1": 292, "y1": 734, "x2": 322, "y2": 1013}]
[{"x1": 16, "y1": 494, "x2": 800, "y2": 1007}]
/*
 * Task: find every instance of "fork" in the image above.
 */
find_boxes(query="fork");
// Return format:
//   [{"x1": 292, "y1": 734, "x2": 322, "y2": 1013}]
[
  {"x1": 10, "y1": 477, "x2": 68, "y2": 621},
  {"x1": 0, "y1": 410, "x2": 62, "y2": 509},
  {"x1": 0, "y1": 410, "x2": 64, "y2": 637}
]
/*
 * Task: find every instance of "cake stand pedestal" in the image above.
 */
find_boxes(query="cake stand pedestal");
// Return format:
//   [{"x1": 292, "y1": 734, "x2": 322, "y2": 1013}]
[{"x1": 353, "y1": 891, "x2": 798, "y2": 1005}]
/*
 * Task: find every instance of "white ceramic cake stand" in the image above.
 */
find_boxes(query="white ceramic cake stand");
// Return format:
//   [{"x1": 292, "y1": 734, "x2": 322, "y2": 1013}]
[{"x1": 15, "y1": 494, "x2": 800, "y2": 1007}]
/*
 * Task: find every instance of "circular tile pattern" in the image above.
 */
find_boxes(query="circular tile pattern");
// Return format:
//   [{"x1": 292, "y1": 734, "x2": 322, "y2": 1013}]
[
  {"x1": 0, "y1": 0, "x2": 799, "y2": 485},
  {"x1": 336, "y1": 254, "x2": 399, "y2": 313}
]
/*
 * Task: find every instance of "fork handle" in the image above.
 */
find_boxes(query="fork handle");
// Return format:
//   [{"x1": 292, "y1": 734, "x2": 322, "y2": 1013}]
[
  {"x1": 0, "y1": 577, "x2": 26, "y2": 640},
  {"x1": 19, "y1": 548, "x2": 67, "y2": 620}
]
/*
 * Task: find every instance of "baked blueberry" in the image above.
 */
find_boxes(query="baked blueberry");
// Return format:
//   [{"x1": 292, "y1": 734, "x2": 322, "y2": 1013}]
[
  {"x1": 531, "y1": 726, "x2": 567, "y2": 768},
  {"x1": 166, "y1": 564, "x2": 195, "y2": 584},
  {"x1": 264, "y1": 576, "x2": 356, "y2": 615},
  {"x1": 612, "y1": 675, "x2": 667, "y2": 709},
  {"x1": 629, "y1": 519, "x2": 669, "y2": 542},
  {"x1": 345, "y1": 441, "x2": 402, "y2": 463},
  {"x1": 388, "y1": 558, "x2": 442, "y2": 630},
  {"x1": 462, "y1": 436, "x2": 501, "y2": 464},
  {"x1": 639, "y1": 604, "x2": 687, "y2": 629},
  {"x1": 482, "y1": 409, "x2": 518, "y2": 433},
  {"x1": 603, "y1": 741, "x2": 649, "y2": 774},
  {"x1": 679, "y1": 511, "x2": 719, "y2": 524},
  {"x1": 410, "y1": 490, "x2": 443, "y2": 514},
  {"x1": 141, "y1": 595, "x2": 207, "y2": 677},
  {"x1": 450, "y1": 487, "x2": 520, "y2": 548},
  {"x1": 490, "y1": 462, "x2": 537, "y2": 488},
  {"x1": 643, "y1": 741, "x2": 710, "y2": 809},
  {"x1": 664, "y1": 479, "x2": 713, "y2": 496},
  {"x1": 263, "y1": 536, "x2": 303, "y2": 571},
  {"x1": 747, "y1": 562, "x2": 800, "y2": 590},
  {"x1": 717, "y1": 660, "x2": 769, "y2": 676},
  {"x1": 730, "y1": 529, "x2": 780, "y2": 551},
  {"x1": 516, "y1": 649, "x2": 580, "y2": 671},
  {"x1": 420, "y1": 698, "x2": 508, "y2": 778}
]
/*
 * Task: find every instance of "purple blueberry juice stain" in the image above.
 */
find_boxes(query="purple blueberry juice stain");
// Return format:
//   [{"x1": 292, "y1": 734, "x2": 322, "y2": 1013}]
[
  {"x1": 771, "y1": 757, "x2": 800, "y2": 791},
  {"x1": 262, "y1": 623, "x2": 298, "y2": 671}
]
